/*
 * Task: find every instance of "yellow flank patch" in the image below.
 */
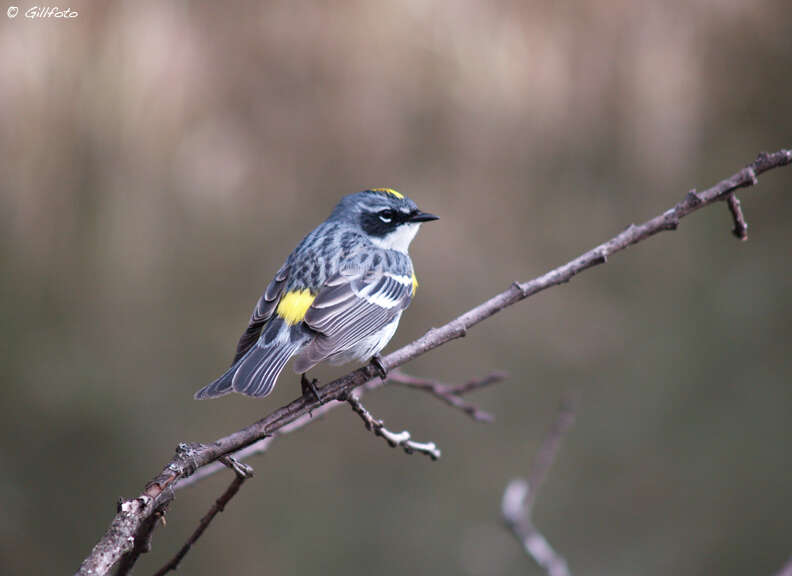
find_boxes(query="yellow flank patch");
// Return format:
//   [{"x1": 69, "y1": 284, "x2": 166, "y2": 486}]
[
  {"x1": 371, "y1": 187, "x2": 404, "y2": 199},
  {"x1": 276, "y1": 290, "x2": 316, "y2": 325},
  {"x1": 411, "y1": 272, "x2": 418, "y2": 296}
]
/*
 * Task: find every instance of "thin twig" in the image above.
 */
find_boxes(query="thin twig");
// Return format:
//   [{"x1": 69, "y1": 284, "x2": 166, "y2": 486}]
[
  {"x1": 388, "y1": 369, "x2": 506, "y2": 422},
  {"x1": 343, "y1": 392, "x2": 441, "y2": 460},
  {"x1": 502, "y1": 395, "x2": 576, "y2": 576},
  {"x1": 77, "y1": 149, "x2": 792, "y2": 576},
  {"x1": 524, "y1": 395, "x2": 576, "y2": 510},
  {"x1": 152, "y1": 460, "x2": 254, "y2": 576},
  {"x1": 727, "y1": 193, "x2": 749, "y2": 240}
]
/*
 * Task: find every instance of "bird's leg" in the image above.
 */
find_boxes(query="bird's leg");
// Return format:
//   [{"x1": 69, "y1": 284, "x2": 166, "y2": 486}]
[
  {"x1": 369, "y1": 354, "x2": 388, "y2": 380},
  {"x1": 301, "y1": 373, "x2": 322, "y2": 403}
]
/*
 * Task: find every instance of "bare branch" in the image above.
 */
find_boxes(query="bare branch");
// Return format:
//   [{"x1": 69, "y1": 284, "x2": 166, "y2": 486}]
[
  {"x1": 502, "y1": 396, "x2": 576, "y2": 576},
  {"x1": 76, "y1": 149, "x2": 792, "y2": 576},
  {"x1": 388, "y1": 369, "x2": 507, "y2": 422},
  {"x1": 152, "y1": 460, "x2": 253, "y2": 576},
  {"x1": 176, "y1": 371, "x2": 502, "y2": 490},
  {"x1": 344, "y1": 392, "x2": 441, "y2": 460},
  {"x1": 175, "y1": 378, "x2": 390, "y2": 490}
]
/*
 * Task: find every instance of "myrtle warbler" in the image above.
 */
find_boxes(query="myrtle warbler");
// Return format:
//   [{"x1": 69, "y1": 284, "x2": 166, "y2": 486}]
[{"x1": 195, "y1": 188, "x2": 438, "y2": 400}]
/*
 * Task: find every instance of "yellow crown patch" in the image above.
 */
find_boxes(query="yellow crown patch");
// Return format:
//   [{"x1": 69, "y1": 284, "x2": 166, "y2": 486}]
[{"x1": 371, "y1": 187, "x2": 404, "y2": 200}]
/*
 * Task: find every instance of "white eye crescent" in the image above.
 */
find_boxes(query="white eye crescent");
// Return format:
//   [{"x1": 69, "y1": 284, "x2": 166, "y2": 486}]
[{"x1": 379, "y1": 215, "x2": 392, "y2": 223}]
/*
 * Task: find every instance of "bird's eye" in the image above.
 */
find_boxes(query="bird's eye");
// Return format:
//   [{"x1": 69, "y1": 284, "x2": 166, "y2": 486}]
[{"x1": 378, "y1": 210, "x2": 394, "y2": 223}]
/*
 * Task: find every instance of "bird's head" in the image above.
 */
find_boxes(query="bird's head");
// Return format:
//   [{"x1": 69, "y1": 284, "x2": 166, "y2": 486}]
[{"x1": 332, "y1": 188, "x2": 438, "y2": 253}]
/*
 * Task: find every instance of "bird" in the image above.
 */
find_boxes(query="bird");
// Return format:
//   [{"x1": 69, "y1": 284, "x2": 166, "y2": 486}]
[{"x1": 195, "y1": 188, "x2": 438, "y2": 400}]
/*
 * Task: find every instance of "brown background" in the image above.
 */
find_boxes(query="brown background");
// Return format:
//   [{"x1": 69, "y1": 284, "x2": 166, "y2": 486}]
[{"x1": 1, "y1": 1, "x2": 791, "y2": 574}]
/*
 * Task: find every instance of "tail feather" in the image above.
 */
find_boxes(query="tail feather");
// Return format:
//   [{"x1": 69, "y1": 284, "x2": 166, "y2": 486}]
[
  {"x1": 231, "y1": 340, "x2": 301, "y2": 397},
  {"x1": 196, "y1": 320, "x2": 306, "y2": 400},
  {"x1": 194, "y1": 364, "x2": 237, "y2": 399}
]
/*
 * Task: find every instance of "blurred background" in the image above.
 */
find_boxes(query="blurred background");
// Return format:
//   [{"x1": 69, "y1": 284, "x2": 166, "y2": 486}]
[{"x1": 1, "y1": 1, "x2": 791, "y2": 574}]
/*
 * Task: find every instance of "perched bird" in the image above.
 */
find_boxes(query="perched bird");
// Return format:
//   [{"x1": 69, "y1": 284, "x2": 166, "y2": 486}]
[{"x1": 195, "y1": 188, "x2": 438, "y2": 400}]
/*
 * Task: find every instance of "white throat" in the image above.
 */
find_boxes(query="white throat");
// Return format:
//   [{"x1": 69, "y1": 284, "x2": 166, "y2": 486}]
[{"x1": 371, "y1": 223, "x2": 420, "y2": 254}]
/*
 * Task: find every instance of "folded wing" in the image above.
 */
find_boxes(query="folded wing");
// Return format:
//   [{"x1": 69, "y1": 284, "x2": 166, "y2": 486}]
[
  {"x1": 231, "y1": 263, "x2": 290, "y2": 364},
  {"x1": 293, "y1": 267, "x2": 413, "y2": 373}
]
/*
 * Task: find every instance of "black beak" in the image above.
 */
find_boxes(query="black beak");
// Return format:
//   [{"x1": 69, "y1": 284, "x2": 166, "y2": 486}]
[{"x1": 408, "y1": 211, "x2": 439, "y2": 223}]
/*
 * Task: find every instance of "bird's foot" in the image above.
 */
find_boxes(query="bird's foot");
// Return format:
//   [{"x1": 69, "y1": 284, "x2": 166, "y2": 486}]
[
  {"x1": 301, "y1": 373, "x2": 322, "y2": 403},
  {"x1": 369, "y1": 355, "x2": 388, "y2": 380}
]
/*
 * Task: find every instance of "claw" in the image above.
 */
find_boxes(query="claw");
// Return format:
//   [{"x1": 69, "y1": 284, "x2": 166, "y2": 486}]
[
  {"x1": 300, "y1": 373, "x2": 322, "y2": 403},
  {"x1": 370, "y1": 355, "x2": 388, "y2": 380}
]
